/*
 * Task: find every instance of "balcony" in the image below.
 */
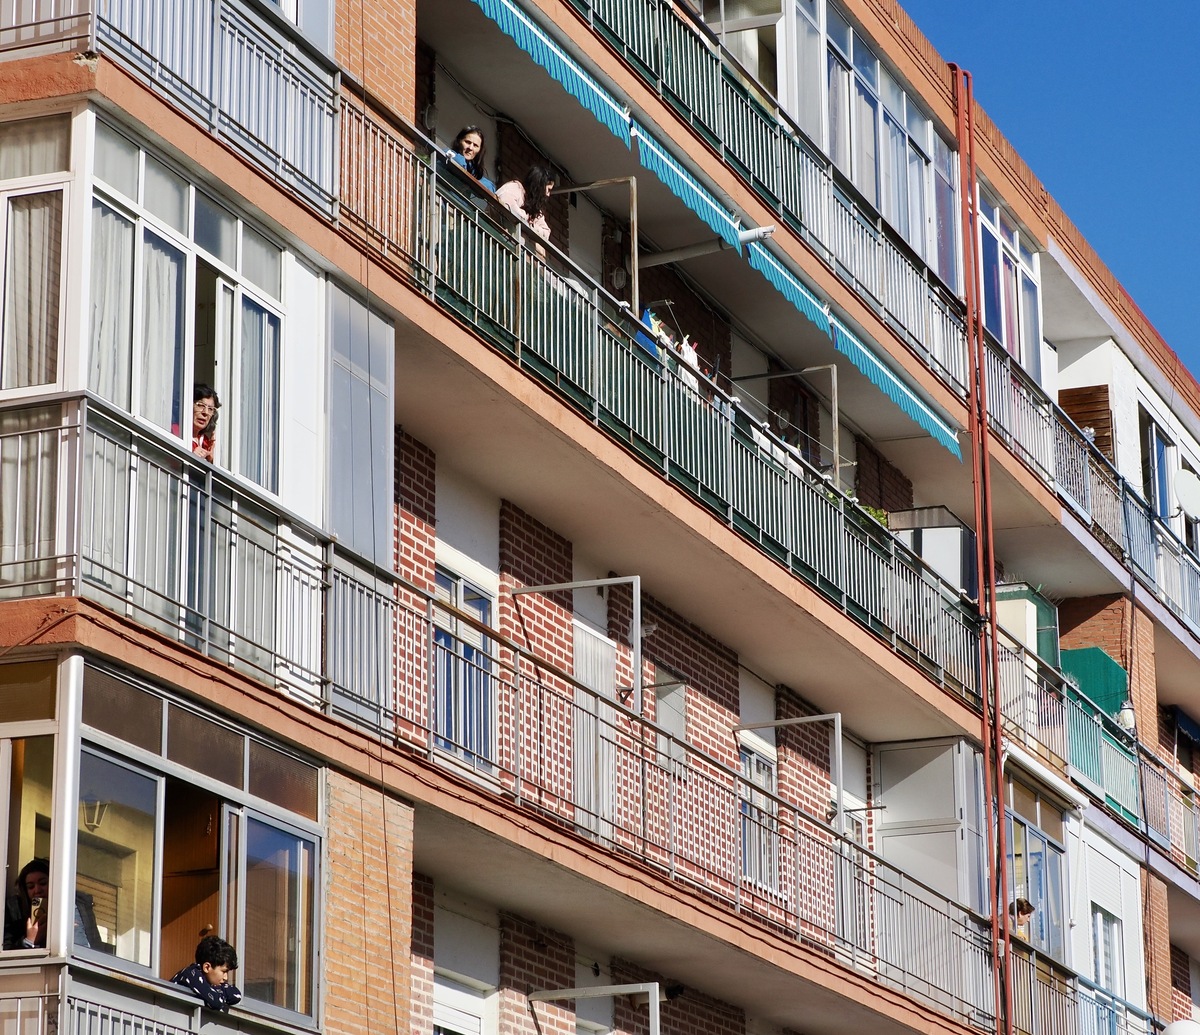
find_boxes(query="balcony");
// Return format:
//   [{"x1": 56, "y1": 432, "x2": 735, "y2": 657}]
[
  {"x1": 560, "y1": 0, "x2": 970, "y2": 394},
  {"x1": 1010, "y1": 948, "x2": 1153, "y2": 1035},
  {"x1": 0, "y1": 0, "x2": 338, "y2": 212},
  {"x1": 338, "y1": 97, "x2": 980, "y2": 704}
]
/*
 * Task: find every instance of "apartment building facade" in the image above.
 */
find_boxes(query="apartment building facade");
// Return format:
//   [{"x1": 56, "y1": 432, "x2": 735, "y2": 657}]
[{"x1": 2, "y1": 3, "x2": 1199, "y2": 1035}]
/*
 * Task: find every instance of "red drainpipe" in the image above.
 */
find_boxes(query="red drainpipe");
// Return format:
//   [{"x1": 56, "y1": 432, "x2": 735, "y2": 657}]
[{"x1": 950, "y1": 62, "x2": 1014, "y2": 1035}]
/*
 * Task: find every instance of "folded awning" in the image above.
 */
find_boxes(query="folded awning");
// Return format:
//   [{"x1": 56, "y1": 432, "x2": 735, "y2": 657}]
[
  {"x1": 830, "y1": 318, "x2": 962, "y2": 460},
  {"x1": 632, "y1": 124, "x2": 741, "y2": 249},
  {"x1": 470, "y1": 0, "x2": 631, "y2": 146},
  {"x1": 746, "y1": 241, "x2": 830, "y2": 336}
]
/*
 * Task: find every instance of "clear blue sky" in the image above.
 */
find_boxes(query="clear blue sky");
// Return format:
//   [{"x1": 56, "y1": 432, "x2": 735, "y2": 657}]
[{"x1": 899, "y1": 1, "x2": 1200, "y2": 375}]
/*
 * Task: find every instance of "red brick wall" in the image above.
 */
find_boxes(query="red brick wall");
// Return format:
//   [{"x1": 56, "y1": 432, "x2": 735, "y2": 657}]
[
  {"x1": 500, "y1": 502, "x2": 575, "y2": 813},
  {"x1": 394, "y1": 429, "x2": 437, "y2": 742},
  {"x1": 1145, "y1": 872, "x2": 1173, "y2": 1020},
  {"x1": 1171, "y1": 944, "x2": 1194, "y2": 1022},
  {"x1": 412, "y1": 873, "x2": 436, "y2": 1035},
  {"x1": 501, "y1": 914, "x2": 575, "y2": 1035},
  {"x1": 325, "y1": 772, "x2": 414, "y2": 1035},
  {"x1": 1059, "y1": 595, "x2": 1158, "y2": 736},
  {"x1": 610, "y1": 959, "x2": 743, "y2": 1035},
  {"x1": 854, "y1": 437, "x2": 913, "y2": 513},
  {"x1": 606, "y1": 584, "x2": 739, "y2": 763},
  {"x1": 396, "y1": 429, "x2": 437, "y2": 592},
  {"x1": 494, "y1": 124, "x2": 569, "y2": 249},
  {"x1": 774, "y1": 687, "x2": 833, "y2": 821},
  {"x1": 336, "y1": 0, "x2": 417, "y2": 120}
]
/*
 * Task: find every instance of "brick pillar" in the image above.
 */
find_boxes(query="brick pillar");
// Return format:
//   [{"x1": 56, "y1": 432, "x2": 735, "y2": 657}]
[
  {"x1": 1144, "y1": 871, "x2": 1173, "y2": 1020},
  {"x1": 500, "y1": 915, "x2": 574, "y2": 1035},
  {"x1": 396, "y1": 429, "x2": 437, "y2": 592},
  {"x1": 325, "y1": 772, "x2": 415, "y2": 1035},
  {"x1": 412, "y1": 874, "x2": 436, "y2": 1035},
  {"x1": 854, "y1": 437, "x2": 913, "y2": 513},
  {"x1": 1059, "y1": 595, "x2": 1158, "y2": 734},
  {"x1": 337, "y1": 0, "x2": 418, "y2": 121},
  {"x1": 1170, "y1": 944, "x2": 1194, "y2": 1023},
  {"x1": 499, "y1": 502, "x2": 574, "y2": 813}
]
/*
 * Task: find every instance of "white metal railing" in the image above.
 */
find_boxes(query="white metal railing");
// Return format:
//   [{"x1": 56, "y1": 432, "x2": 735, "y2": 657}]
[
  {"x1": 0, "y1": 0, "x2": 89, "y2": 54},
  {"x1": 0, "y1": 0, "x2": 337, "y2": 212},
  {"x1": 0, "y1": 992, "x2": 59, "y2": 1035}
]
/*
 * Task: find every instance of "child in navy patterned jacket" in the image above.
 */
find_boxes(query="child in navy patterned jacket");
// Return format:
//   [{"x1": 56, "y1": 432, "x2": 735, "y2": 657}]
[{"x1": 171, "y1": 934, "x2": 243, "y2": 1012}]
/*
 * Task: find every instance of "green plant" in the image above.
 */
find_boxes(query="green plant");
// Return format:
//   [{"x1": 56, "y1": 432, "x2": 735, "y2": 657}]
[{"x1": 861, "y1": 505, "x2": 888, "y2": 527}]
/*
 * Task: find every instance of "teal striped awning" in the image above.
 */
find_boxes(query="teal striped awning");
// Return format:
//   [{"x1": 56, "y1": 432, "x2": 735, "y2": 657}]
[
  {"x1": 746, "y1": 241, "x2": 830, "y2": 336},
  {"x1": 469, "y1": 0, "x2": 631, "y2": 146},
  {"x1": 633, "y1": 124, "x2": 741, "y2": 249},
  {"x1": 830, "y1": 318, "x2": 962, "y2": 460}
]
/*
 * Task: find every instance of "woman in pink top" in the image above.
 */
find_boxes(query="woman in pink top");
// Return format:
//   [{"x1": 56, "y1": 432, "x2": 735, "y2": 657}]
[
  {"x1": 191, "y1": 384, "x2": 221, "y2": 462},
  {"x1": 496, "y1": 165, "x2": 555, "y2": 246}
]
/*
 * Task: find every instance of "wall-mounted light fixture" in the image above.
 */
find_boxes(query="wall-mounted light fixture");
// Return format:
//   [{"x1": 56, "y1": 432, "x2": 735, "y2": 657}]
[{"x1": 80, "y1": 796, "x2": 110, "y2": 833}]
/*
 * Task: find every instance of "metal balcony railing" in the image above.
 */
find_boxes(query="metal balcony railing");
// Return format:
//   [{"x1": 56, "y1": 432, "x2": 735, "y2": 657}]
[
  {"x1": 1010, "y1": 949, "x2": 1154, "y2": 1035},
  {"x1": 563, "y1": 0, "x2": 971, "y2": 395},
  {"x1": 1, "y1": 404, "x2": 995, "y2": 1024},
  {"x1": 338, "y1": 95, "x2": 981, "y2": 700},
  {"x1": 0, "y1": 0, "x2": 338, "y2": 212},
  {"x1": 0, "y1": 991, "x2": 58, "y2": 1035},
  {"x1": 328, "y1": 582, "x2": 997, "y2": 1025},
  {"x1": 556, "y1": 0, "x2": 1200, "y2": 665}
]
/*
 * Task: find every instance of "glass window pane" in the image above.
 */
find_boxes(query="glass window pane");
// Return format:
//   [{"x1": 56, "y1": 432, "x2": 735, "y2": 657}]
[
  {"x1": 827, "y1": 5, "x2": 851, "y2": 55},
  {"x1": 0, "y1": 660, "x2": 56, "y2": 722},
  {"x1": 827, "y1": 52, "x2": 851, "y2": 176},
  {"x1": 82, "y1": 667, "x2": 163, "y2": 753},
  {"x1": 852, "y1": 82, "x2": 878, "y2": 206},
  {"x1": 242, "y1": 226, "x2": 282, "y2": 299},
  {"x1": 248, "y1": 740, "x2": 318, "y2": 820},
  {"x1": 88, "y1": 201, "x2": 135, "y2": 409},
  {"x1": 880, "y1": 66, "x2": 903, "y2": 117},
  {"x1": 94, "y1": 122, "x2": 139, "y2": 198},
  {"x1": 981, "y1": 228, "x2": 1001, "y2": 341},
  {"x1": 2, "y1": 736, "x2": 54, "y2": 952},
  {"x1": 167, "y1": 705, "x2": 245, "y2": 788},
  {"x1": 243, "y1": 818, "x2": 314, "y2": 1013},
  {"x1": 194, "y1": 192, "x2": 236, "y2": 267},
  {"x1": 3, "y1": 191, "x2": 62, "y2": 388},
  {"x1": 0, "y1": 115, "x2": 70, "y2": 180},
  {"x1": 76, "y1": 751, "x2": 159, "y2": 965},
  {"x1": 144, "y1": 156, "x2": 187, "y2": 234},
  {"x1": 851, "y1": 36, "x2": 877, "y2": 89},
  {"x1": 140, "y1": 230, "x2": 186, "y2": 433},
  {"x1": 792, "y1": 5, "x2": 822, "y2": 140},
  {"x1": 236, "y1": 298, "x2": 280, "y2": 490}
]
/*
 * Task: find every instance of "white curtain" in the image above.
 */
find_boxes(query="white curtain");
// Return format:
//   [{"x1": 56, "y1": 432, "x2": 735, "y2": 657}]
[
  {"x1": 139, "y1": 230, "x2": 185, "y2": 432},
  {"x1": 2, "y1": 191, "x2": 62, "y2": 388},
  {"x1": 88, "y1": 201, "x2": 134, "y2": 407},
  {"x1": 0, "y1": 116, "x2": 69, "y2": 180},
  {"x1": 0, "y1": 406, "x2": 58, "y2": 593},
  {"x1": 237, "y1": 297, "x2": 280, "y2": 490}
]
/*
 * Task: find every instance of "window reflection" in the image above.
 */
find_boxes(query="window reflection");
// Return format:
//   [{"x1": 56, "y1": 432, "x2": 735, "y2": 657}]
[
  {"x1": 244, "y1": 818, "x2": 314, "y2": 1014},
  {"x1": 76, "y1": 750, "x2": 158, "y2": 964}
]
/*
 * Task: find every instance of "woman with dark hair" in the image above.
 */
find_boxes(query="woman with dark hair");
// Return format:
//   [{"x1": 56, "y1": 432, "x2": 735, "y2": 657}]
[
  {"x1": 447, "y1": 126, "x2": 494, "y2": 189},
  {"x1": 3, "y1": 858, "x2": 48, "y2": 949},
  {"x1": 496, "y1": 165, "x2": 555, "y2": 245},
  {"x1": 191, "y1": 384, "x2": 221, "y2": 463}
]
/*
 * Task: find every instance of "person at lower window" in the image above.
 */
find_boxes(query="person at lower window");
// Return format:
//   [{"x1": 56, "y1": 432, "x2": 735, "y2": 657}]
[
  {"x1": 1009, "y1": 896, "x2": 1035, "y2": 939},
  {"x1": 191, "y1": 384, "x2": 221, "y2": 463},
  {"x1": 2, "y1": 857, "x2": 103, "y2": 951},
  {"x1": 172, "y1": 934, "x2": 243, "y2": 1011},
  {"x1": 3, "y1": 858, "x2": 48, "y2": 949}
]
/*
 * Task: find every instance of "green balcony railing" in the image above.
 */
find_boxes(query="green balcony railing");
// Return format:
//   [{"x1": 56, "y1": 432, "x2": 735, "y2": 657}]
[{"x1": 338, "y1": 95, "x2": 981, "y2": 702}]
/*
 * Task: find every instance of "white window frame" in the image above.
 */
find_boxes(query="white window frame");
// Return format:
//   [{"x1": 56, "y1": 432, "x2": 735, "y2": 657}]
[
  {"x1": 89, "y1": 118, "x2": 286, "y2": 495},
  {"x1": 738, "y1": 738, "x2": 779, "y2": 892}
]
